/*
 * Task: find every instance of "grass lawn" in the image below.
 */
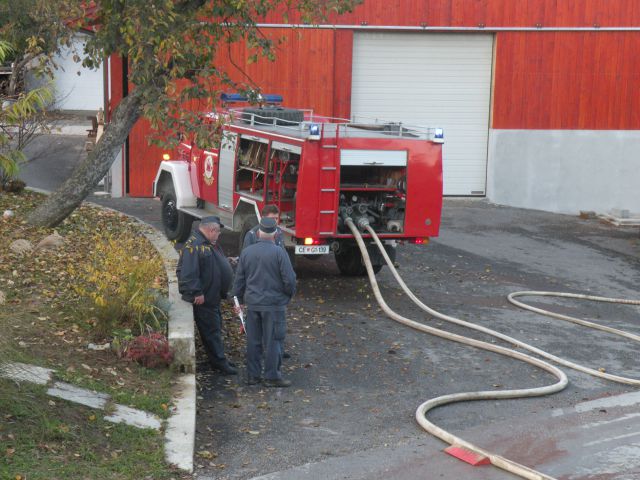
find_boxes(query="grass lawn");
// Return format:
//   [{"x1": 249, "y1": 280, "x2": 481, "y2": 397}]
[{"x1": 0, "y1": 190, "x2": 189, "y2": 480}]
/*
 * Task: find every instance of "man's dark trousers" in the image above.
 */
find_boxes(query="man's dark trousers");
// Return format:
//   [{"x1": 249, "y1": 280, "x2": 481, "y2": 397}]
[
  {"x1": 246, "y1": 310, "x2": 286, "y2": 380},
  {"x1": 193, "y1": 304, "x2": 226, "y2": 366}
]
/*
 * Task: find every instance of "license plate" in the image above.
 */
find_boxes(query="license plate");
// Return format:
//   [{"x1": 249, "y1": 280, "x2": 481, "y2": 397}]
[{"x1": 295, "y1": 245, "x2": 330, "y2": 255}]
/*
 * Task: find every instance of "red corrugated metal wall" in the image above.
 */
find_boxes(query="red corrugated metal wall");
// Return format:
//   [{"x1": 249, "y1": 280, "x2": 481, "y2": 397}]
[
  {"x1": 107, "y1": 56, "x2": 123, "y2": 122},
  {"x1": 494, "y1": 32, "x2": 640, "y2": 129},
  {"x1": 284, "y1": 0, "x2": 640, "y2": 27},
  {"x1": 119, "y1": 1, "x2": 640, "y2": 196}
]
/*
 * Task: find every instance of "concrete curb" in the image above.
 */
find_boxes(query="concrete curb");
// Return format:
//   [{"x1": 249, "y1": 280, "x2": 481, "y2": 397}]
[
  {"x1": 164, "y1": 374, "x2": 196, "y2": 472},
  {"x1": 141, "y1": 228, "x2": 196, "y2": 374},
  {"x1": 141, "y1": 228, "x2": 196, "y2": 473},
  {"x1": 23, "y1": 188, "x2": 196, "y2": 473}
]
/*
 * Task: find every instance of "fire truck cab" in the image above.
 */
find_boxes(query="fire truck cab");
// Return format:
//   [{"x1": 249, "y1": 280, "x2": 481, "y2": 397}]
[{"x1": 153, "y1": 94, "x2": 444, "y2": 275}]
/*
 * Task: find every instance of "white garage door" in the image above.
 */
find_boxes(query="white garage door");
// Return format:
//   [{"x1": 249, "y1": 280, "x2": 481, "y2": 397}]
[
  {"x1": 52, "y1": 34, "x2": 104, "y2": 111},
  {"x1": 351, "y1": 32, "x2": 493, "y2": 195}
]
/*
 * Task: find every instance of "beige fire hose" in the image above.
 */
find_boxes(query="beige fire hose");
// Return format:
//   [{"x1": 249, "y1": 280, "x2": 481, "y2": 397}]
[{"x1": 345, "y1": 218, "x2": 640, "y2": 480}]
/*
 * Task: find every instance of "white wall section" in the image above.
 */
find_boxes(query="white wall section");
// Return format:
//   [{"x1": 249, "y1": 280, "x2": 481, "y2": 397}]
[
  {"x1": 51, "y1": 34, "x2": 104, "y2": 111},
  {"x1": 488, "y1": 130, "x2": 640, "y2": 215}
]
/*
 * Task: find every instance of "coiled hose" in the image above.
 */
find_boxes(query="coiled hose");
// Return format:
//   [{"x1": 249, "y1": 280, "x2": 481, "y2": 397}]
[{"x1": 345, "y1": 218, "x2": 640, "y2": 480}]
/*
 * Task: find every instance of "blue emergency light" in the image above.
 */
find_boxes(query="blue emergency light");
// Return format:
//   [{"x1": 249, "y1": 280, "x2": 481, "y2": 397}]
[
  {"x1": 308, "y1": 123, "x2": 321, "y2": 140},
  {"x1": 220, "y1": 93, "x2": 283, "y2": 104},
  {"x1": 434, "y1": 128, "x2": 444, "y2": 140}
]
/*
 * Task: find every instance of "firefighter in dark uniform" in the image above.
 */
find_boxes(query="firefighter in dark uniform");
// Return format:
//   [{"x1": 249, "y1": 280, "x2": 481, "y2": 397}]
[
  {"x1": 233, "y1": 217, "x2": 296, "y2": 387},
  {"x1": 242, "y1": 204, "x2": 285, "y2": 250},
  {"x1": 242, "y1": 204, "x2": 291, "y2": 359},
  {"x1": 177, "y1": 216, "x2": 237, "y2": 375}
]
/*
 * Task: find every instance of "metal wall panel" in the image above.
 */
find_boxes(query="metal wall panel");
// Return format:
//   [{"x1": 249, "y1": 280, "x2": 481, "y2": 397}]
[{"x1": 351, "y1": 32, "x2": 493, "y2": 196}]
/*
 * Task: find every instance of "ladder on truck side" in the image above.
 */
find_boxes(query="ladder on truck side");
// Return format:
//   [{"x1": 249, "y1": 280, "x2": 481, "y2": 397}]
[{"x1": 316, "y1": 124, "x2": 341, "y2": 237}]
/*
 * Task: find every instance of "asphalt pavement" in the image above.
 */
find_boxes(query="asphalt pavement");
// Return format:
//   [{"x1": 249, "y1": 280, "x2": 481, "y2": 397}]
[{"x1": 19, "y1": 131, "x2": 640, "y2": 480}]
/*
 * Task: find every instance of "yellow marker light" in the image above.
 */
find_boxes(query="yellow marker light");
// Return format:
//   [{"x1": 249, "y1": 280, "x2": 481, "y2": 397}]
[
  {"x1": 162, "y1": 153, "x2": 170, "y2": 160},
  {"x1": 304, "y1": 237, "x2": 314, "y2": 245}
]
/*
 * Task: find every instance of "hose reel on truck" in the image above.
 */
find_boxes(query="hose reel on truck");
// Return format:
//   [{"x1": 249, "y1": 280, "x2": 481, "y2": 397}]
[{"x1": 345, "y1": 216, "x2": 640, "y2": 480}]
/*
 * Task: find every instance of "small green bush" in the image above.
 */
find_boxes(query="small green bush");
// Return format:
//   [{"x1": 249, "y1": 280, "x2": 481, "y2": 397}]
[{"x1": 70, "y1": 233, "x2": 167, "y2": 338}]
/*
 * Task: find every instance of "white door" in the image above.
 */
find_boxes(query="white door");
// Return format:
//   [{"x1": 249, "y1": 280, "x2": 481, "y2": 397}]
[
  {"x1": 52, "y1": 34, "x2": 104, "y2": 111},
  {"x1": 218, "y1": 132, "x2": 238, "y2": 210},
  {"x1": 351, "y1": 32, "x2": 493, "y2": 195}
]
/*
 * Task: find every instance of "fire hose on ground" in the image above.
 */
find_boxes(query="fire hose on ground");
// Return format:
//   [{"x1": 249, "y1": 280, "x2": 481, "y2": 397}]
[{"x1": 344, "y1": 217, "x2": 640, "y2": 480}]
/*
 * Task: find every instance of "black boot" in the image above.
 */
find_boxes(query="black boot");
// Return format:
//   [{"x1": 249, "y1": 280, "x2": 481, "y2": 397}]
[
  {"x1": 211, "y1": 361, "x2": 238, "y2": 375},
  {"x1": 263, "y1": 378, "x2": 291, "y2": 388}
]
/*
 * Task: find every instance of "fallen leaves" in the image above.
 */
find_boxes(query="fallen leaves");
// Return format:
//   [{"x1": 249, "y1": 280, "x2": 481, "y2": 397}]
[{"x1": 197, "y1": 450, "x2": 218, "y2": 459}]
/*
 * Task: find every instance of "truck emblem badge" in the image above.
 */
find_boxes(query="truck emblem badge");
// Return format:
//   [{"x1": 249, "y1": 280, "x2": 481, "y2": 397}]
[{"x1": 203, "y1": 155, "x2": 214, "y2": 185}]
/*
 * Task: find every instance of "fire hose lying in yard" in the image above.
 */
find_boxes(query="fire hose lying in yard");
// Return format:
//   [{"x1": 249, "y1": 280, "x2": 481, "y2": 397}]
[{"x1": 345, "y1": 217, "x2": 640, "y2": 480}]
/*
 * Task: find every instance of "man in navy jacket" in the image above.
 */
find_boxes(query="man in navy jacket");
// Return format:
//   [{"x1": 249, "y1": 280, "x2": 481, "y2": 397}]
[
  {"x1": 242, "y1": 204, "x2": 291, "y2": 359},
  {"x1": 233, "y1": 217, "x2": 296, "y2": 387},
  {"x1": 177, "y1": 216, "x2": 237, "y2": 375}
]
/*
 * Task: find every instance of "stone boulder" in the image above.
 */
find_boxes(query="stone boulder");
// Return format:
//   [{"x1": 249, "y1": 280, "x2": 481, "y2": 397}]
[
  {"x1": 10, "y1": 239, "x2": 33, "y2": 255},
  {"x1": 36, "y1": 231, "x2": 64, "y2": 250}
]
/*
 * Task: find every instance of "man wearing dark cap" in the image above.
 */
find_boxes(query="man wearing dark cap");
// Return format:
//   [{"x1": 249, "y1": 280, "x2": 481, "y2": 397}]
[
  {"x1": 242, "y1": 204, "x2": 291, "y2": 359},
  {"x1": 242, "y1": 204, "x2": 284, "y2": 250},
  {"x1": 233, "y1": 217, "x2": 297, "y2": 387},
  {"x1": 177, "y1": 216, "x2": 237, "y2": 375}
]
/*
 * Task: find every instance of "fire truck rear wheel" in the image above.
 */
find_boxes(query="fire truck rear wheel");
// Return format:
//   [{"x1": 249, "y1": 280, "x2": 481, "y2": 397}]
[
  {"x1": 161, "y1": 190, "x2": 193, "y2": 242},
  {"x1": 334, "y1": 245, "x2": 383, "y2": 276}
]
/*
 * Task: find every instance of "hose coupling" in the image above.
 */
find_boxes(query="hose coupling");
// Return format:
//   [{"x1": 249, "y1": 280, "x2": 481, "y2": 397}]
[{"x1": 356, "y1": 216, "x2": 370, "y2": 229}]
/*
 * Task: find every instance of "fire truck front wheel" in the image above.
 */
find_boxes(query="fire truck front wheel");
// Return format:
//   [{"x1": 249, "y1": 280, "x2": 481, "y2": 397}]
[
  {"x1": 161, "y1": 190, "x2": 193, "y2": 242},
  {"x1": 334, "y1": 245, "x2": 383, "y2": 276}
]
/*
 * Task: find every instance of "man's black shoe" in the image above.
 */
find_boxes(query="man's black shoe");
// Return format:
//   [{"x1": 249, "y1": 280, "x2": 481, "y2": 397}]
[
  {"x1": 282, "y1": 352, "x2": 291, "y2": 359},
  {"x1": 246, "y1": 376, "x2": 261, "y2": 385},
  {"x1": 211, "y1": 362, "x2": 238, "y2": 375},
  {"x1": 263, "y1": 378, "x2": 291, "y2": 388}
]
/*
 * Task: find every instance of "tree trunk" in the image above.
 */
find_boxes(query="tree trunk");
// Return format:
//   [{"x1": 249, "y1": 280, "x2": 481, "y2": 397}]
[
  {"x1": 27, "y1": 88, "x2": 144, "y2": 227},
  {"x1": 8, "y1": 54, "x2": 35, "y2": 98}
]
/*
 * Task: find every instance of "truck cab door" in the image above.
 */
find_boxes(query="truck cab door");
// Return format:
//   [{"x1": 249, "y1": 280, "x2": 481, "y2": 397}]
[
  {"x1": 199, "y1": 149, "x2": 219, "y2": 204},
  {"x1": 218, "y1": 131, "x2": 238, "y2": 211}
]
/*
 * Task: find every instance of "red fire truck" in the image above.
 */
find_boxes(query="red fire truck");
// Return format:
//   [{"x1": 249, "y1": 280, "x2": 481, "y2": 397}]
[{"x1": 153, "y1": 95, "x2": 444, "y2": 275}]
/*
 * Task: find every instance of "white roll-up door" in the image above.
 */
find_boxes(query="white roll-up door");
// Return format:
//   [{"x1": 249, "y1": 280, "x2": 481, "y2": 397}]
[
  {"x1": 52, "y1": 34, "x2": 104, "y2": 111},
  {"x1": 351, "y1": 32, "x2": 493, "y2": 195}
]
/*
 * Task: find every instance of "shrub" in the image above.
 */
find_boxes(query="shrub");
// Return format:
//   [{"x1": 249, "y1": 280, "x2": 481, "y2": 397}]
[
  {"x1": 70, "y1": 233, "x2": 167, "y2": 338},
  {"x1": 125, "y1": 333, "x2": 173, "y2": 368}
]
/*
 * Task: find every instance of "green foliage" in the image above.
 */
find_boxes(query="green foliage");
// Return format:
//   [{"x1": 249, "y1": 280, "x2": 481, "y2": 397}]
[
  {"x1": 0, "y1": 381, "x2": 177, "y2": 480},
  {"x1": 70, "y1": 233, "x2": 167, "y2": 338},
  {"x1": 0, "y1": 39, "x2": 53, "y2": 186},
  {"x1": 83, "y1": 0, "x2": 362, "y2": 149},
  {"x1": 23, "y1": 0, "x2": 361, "y2": 228},
  {"x1": 0, "y1": 0, "x2": 77, "y2": 84}
]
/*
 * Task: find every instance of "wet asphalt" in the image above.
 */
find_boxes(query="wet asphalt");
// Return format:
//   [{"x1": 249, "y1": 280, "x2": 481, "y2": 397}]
[{"x1": 19, "y1": 132, "x2": 640, "y2": 480}]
